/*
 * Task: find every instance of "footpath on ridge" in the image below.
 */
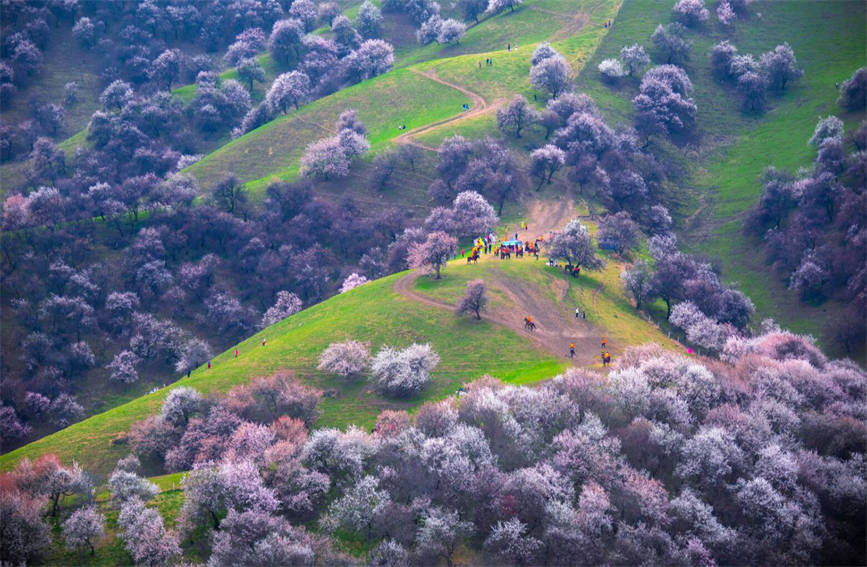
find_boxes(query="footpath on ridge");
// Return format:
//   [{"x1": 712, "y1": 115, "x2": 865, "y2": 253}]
[
  {"x1": 394, "y1": 68, "x2": 495, "y2": 151},
  {"x1": 394, "y1": 200, "x2": 616, "y2": 367}
]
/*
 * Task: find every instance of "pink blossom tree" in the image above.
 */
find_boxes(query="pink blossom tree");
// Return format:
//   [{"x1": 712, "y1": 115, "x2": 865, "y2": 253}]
[{"x1": 408, "y1": 231, "x2": 457, "y2": 279}]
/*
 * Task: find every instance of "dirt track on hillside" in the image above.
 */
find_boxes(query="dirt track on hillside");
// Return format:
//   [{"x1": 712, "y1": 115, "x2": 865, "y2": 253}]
[
  {"x1": 393, "y1": 199, "x2": 616, "y2": 367},
  {"x1": 394, "y1": 69, "x2": 499, "y2": 151}
]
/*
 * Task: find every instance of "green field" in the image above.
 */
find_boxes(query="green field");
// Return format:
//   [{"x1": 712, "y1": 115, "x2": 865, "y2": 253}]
[
  {"x1": 183, "y1": 67, "x2": 470, "y2": 192},
  {"x1": 185, "y1": 0, "x2": 621, "y2": 196},
  {"x1": 0, "y1": 271, "x2": 566, "y2": 476},
  {"x1": 574, "y1": 0, "x2": 866, "y2": 352}
]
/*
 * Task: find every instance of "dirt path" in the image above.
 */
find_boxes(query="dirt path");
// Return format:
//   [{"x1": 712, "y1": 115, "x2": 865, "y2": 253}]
[
  {"x1": 394, "y1": 69, "x2": 497, "y2": 151},
  {"x1": 393, "y1": 199, "x2": 613, "y2": 367}
]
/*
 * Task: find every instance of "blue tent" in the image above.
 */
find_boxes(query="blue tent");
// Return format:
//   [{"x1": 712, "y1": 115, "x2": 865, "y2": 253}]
[{"x1": 501, "y1": 239, "x2": 523, "y2": 246}]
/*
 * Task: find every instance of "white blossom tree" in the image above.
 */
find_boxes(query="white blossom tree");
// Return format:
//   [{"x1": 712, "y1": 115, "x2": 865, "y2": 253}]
[
  {"x1": 341, "y1": 273, "x2": 370, "y2": 292},
  {"x1": 548, "y1": 219, "x2": 605, "y2": 270},
  {"x1": 530, "y1": 55, "x2": 571, "y2": 99},
  {"x1": 261, "y1": 290, "x2": 302, "y2": 327},
  {"x1": 371, "y1": 343, "x2": 440, "y2": 397},
  {"x1": 62, "y1": 507, "x2": 105, "y2": 556},
  {"x1": 318, "y1": 340, "x2": 370, "y2": 378}
]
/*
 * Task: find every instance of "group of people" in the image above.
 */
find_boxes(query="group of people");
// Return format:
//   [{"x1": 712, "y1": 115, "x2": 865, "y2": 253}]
[
  {"x1": 565, "y1": 338, "x2": 611, "y2": 366},
  {"x1": 603, "y1": 18, "x2": 613, "y2": 28}
]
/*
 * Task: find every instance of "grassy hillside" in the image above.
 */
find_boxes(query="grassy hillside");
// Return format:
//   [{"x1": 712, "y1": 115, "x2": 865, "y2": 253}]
[
  {"x1": 0, "y1": 270, "x2": 566, "y2": 475},
  {"x1": 183, "y1": 67, "x2": 469, "y2": 192},
  {"x1": 574, "y1": 0, "x2": 865, "y2": 352},
  {"x1": 185, "y1": 0, "x2": 621, "y2": 195},
  {"x1": 414, "y1": 249, "x2": 681, "y2": 352}
]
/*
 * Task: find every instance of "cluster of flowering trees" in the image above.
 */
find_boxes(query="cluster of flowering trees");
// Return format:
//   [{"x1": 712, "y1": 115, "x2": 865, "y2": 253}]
[
  {"x1": 598, "y1": 43, "x2": 650, "y2": 83},
  {"x1": 238, "y1": 17, "x2": 395, "y2": 134},
  {"x1": 111, "y1": 335, "x2": 867, "y2": 565},
  {"x1": 5, "y1": 327, "x2": 864, "y2": 564},
  {"x1": 0, "y1": 454, "x2": 95, "y2": 564},
  {"x1": 1, "y1": 158, "x2": 417, "y2": 446},
  {"x1": 128, "y1": 374, "x2": 320, "y2": 472},
  {"x1": 318, "y1": 340, "x2": 441, "y2": 397},
  {"x1": 300, "y1": 110, "x2": 371, "y2": 180},
  {"x1": 617, "y1": 231, "x2": 755, "y2": 353},
  {"x1": 710, "y1": 40, "x2": 803, "y2": 113},
  {"x1": 746, "y1": 117, "x2": 866, "y2": 354},
  {"x1": 0, "y1": 0, "x2": 289, "y2": 162},
  {"x1": 428, "y1": 135, "x2": 521, "y2": 215}
]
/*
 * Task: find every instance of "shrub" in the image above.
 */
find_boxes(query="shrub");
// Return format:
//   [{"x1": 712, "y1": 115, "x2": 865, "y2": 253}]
[
  {"x1": 318, "y1": 340, "x2": 370, "y2": 378},
  {"x1": 371, "y1": 343, "x2": 440, "y2": 397},
  {"x1": 598, "y1": 59, "x2": 627, "y2": 83},
  {"x1": 672, "y1": 0, "x2": 710, "y2": 27}
]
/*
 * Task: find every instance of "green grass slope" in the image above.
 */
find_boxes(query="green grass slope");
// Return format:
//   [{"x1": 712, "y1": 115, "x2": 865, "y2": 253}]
[
  {"x1": 574, "y1": 0, "x2": 865, "y2": 351},
  {"x1": 185, "y1": 0, "x2": 621, "y2": 195},
  {"x1": 0, "y1": 271, "x2": 566, "y2": 476},
  {"x1": 183, "y1": 67, "x2": 469, "y2": 192}
]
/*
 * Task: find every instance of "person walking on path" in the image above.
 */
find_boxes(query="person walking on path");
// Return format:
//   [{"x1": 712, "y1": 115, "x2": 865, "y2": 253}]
[
  {"x1": 575, "y1": 307, "x2": 580, "y2": 319},
  {"x1": 602, "y1": 337, "x2": 607, "y2": 348},
  {"x1": 569, "y1": 343, "x2": 575, "y2": 359}
]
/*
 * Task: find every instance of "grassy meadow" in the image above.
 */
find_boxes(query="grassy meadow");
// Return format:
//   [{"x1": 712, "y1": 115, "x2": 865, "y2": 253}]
[
  {"x1": 0, "y1": 271, "x2": 565, "y2": 476},
  {"x1": 574, "y1": 0, "x2": 866, "y2": 352}
]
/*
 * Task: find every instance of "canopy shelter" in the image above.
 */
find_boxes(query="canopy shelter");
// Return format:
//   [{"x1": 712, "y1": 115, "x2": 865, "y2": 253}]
[{"x1": 501, "y1": 239, "x2": 523, "y2": 247}]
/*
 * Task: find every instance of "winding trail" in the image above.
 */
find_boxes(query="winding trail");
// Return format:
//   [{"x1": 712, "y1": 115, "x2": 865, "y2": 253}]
[
  {"x1": 393, "y1": 199, "x2": 616, "y2": 367},
  {"x1": 394, "y1": 69, "x2": 496, "y2": 151}
]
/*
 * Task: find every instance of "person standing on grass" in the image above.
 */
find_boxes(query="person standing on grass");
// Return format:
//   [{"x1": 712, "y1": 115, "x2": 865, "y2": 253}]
[
  {"x1": 207, "y1": 360, "x2": 211, "y2": 369},
  {"x1": 262, "y1": 337, "x2": 266, "y2": 347},
  {"x1": 234, "y1": 349, "x2": 238, "y2": 358}
]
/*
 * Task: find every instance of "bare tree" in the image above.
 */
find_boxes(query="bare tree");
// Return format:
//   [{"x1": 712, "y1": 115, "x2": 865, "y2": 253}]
[{"x1": 456, "y1": 279, "x2": 488, "y2": 320}]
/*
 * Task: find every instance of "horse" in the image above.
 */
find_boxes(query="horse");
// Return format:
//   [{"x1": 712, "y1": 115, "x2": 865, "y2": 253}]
[
  {"x1": 571, "y1": 266, "x2": 581, "y2": 278},
  {"x1": 466, "y1": 252, "x2": 479, "y2": 264},
  {"x1": 500, "y1": 250, "x2": 511, "y2": 260},
  {"x1": 523, "y1": 318, "x2": 536, "y2": 331},
  {"x1": 516, "y1": 247, "x2": 524, "y2": 258}
]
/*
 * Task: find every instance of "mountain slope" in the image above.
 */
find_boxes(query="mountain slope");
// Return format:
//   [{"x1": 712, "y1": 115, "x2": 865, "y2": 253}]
[
  {"x1": 573, "y1": 0, "x2": 866, "y2": 354},
  {"x1": 0, "y1": 197, "x2": 682, "y2": 476}
]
